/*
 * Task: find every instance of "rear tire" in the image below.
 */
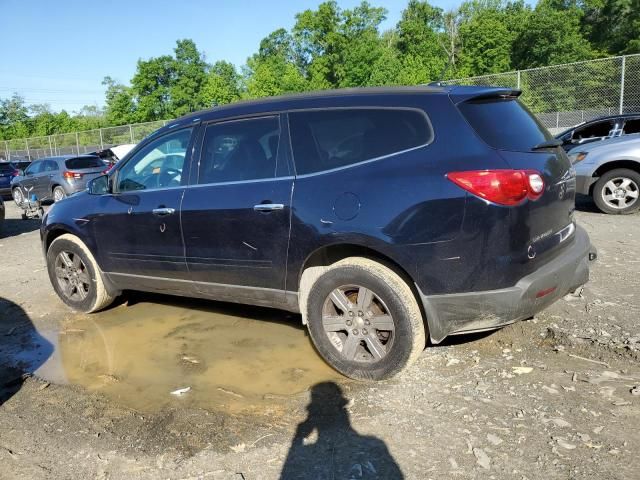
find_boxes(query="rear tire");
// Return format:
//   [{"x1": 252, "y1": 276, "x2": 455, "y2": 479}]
[
  {"x1": 52, "y1": 186, "x2": 66, "y2": 202},
  {"x1": 305, "y1": 257, "x2": 426, "y2": 380},
  {"x1": 46, "y1": 234, "x2": 115, "y2": 313},
  {"x1": 593, "y1": 168, "x2": 640, "y2": 214}
]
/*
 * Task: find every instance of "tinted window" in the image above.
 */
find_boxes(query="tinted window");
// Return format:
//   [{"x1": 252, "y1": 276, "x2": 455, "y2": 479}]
[
  {"x1": 42, "y1": 160, "x2": 59, "y2": 172},
  {"x1": 65, "y1": 156, "x2": 103, "y2": 170},
  {"x1": 198, "y1": 116, "x2": 280, "y2": 184},
  {"x1": 11, "y1": 161, "x2": 30, "y2": 171},
  {"x1": 117, "y1": 128, "x2": 192, "y2": 192},
  {"x1": 0, "y1": 163, "x2": 13, "y2": 173},
  {"x1": 459, "y1": 98, "x2": 551, "y2": 152},
  {"x1": 624, "y1": 119, "x2": 640, "y2": 135},
  {"x1": 24, "y1": 161, "x2": 43, "y2": 175},
  {"x1": 573, "y1": 120, "x2": 615, "y2": 140},
  {"x1": 290, "y1": 109, "x2": 431, "y2": 175}
]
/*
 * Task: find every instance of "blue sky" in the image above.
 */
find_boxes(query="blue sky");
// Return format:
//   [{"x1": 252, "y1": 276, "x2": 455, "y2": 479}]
[{"x1": 0, "y1": 0, "x2": 462, "y2": 112}]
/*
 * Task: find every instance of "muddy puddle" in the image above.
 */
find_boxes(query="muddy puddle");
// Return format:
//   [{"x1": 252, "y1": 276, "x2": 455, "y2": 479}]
[{"x1": 15, "y1": 297, "x2": 344, "y2": 413}]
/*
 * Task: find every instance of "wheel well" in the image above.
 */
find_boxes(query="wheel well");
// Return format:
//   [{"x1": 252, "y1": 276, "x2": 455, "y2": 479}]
[
  {"x1": 589, "y1": 160, "x2": 640, "y2": 195},
  {"x1": 297, "y1": 244, "x2": 426, "y2": 328},
  {"x1": 45, "y1": 228, "x2": 72, "y2": 253}
]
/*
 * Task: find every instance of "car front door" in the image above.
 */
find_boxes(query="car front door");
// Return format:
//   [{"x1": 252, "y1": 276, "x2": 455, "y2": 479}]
[
  {"x1": 91, "y1": 127, "x2": 196, "y2": 291},
  {"x1": 20, "y1": 160, "x2": 43, "y2": 198},
  {"x1": 180, "y1": 115, "x2": 294, "y2": 306}
]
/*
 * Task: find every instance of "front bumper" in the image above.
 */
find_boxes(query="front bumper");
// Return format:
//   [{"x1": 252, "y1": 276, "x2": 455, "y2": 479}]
[
  {"x1": 419, "y1": 225, "x2": 596, "y2": 343},
  {"x1": 575, "y1": 174, "x2": 597, "y2": 195}
]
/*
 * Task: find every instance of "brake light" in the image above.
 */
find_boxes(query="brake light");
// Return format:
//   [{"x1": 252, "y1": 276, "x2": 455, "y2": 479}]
[
  {"x1": 63, "y1": 171, "x2": 83, "y2": 179},
  {"x1": 446, "y1": 169, "x2": 545, "y2": 206}
]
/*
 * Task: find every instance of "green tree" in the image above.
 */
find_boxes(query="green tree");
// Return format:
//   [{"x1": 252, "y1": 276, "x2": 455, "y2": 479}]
[
  {"x1": 170, "y1": 39, "x2": 208, "y2": 116},
  {"x1": 102, "y1": 76, "x2": 136, "y2": 125},
  {"x1": 512, "y1": 0, "x2": 595, "y2": 68},
  {"x1": 130, "y1": 55, "x2": 175, "y2": 121},
  {"x1": 202, "y1": 61, "x2": 242, "y2": 106},
  {"x1": 459, "y1": 9, "x2": 512, "y2": 75}
]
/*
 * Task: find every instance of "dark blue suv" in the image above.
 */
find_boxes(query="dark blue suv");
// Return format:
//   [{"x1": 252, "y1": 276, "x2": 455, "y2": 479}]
[{"x1": 41, "y1": 86, "x2": 596, "y2": 380}]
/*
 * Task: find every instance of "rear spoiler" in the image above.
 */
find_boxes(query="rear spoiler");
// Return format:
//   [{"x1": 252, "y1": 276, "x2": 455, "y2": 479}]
[{"x1": 448, "y1": 86, "x2": 522, "y2": 105}]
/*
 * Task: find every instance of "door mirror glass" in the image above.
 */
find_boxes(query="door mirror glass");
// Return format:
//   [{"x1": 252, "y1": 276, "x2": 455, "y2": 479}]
[{"x1": 87, "y1": 175, "x2": 109, "y2": 195}]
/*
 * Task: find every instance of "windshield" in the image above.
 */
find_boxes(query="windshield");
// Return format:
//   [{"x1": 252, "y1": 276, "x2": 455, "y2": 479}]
[{"x1": 458, "y1": 97, "x2": 552, "y2": 152}]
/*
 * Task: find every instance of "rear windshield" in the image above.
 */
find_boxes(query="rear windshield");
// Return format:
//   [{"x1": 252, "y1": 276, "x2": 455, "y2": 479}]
[
  {"x1": 65, "y1": 156, "x2": 104, "y2": 170},
  {"x1": 0, "y1": 163, "x2": 14, "y2": 173},
  {"x1": 458, "y1": 98, "x2": 552, "y2": 152}
]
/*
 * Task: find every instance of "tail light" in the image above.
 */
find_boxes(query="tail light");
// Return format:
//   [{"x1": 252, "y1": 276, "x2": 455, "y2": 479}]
[
  {"x1": 63, "y1": 171, "x2": 83, "y2": 179},
  {"x1": 447, "y1": 169, "x2": 545, "y2": 206},
  {"x1": 11, "y1": 170, "x2": 20, "y2": 177}
]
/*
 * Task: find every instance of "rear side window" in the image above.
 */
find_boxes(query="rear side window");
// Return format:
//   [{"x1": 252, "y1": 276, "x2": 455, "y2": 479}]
[
  {"x1": 198, "y1": 116, "x2": 280, "y2": 184},
  {"x1": 458, "y1": 98, "x2": 551, "y2": 152},
  {"x1": 0, "y1": 163, "x2": 13, "y2": 173},
  {"x1": 65, "y1": 156, "x2": 103, "y2": 170},
  {"x1": 289, "y1": 109, "x2": 431, "y2": 175},
  {"x1": 624, "y1": 119, "x2": 640, "y2": 135}
]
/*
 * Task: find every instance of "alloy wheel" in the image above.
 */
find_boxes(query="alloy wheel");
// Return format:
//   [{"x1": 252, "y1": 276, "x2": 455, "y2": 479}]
[
  {"x1": 601, "y1": 176, "x2": 639, "y2": 210},
  {"x1": 322, "y1": 284, "x2": 395, "y2": 363},
  {"x1": 54, "y1": 251, "x2": 91, "y2": 301}
]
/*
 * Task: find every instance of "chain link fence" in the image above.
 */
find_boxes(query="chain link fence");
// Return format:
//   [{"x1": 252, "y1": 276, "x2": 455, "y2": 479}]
[
  {"x1": 2, "y1": 54, "x2": 640, "y2": 160},
  {"x1": 444, "y1": 53, "x2": 640, "y2": 134},
  {"x1": 2, "y1": 120, "x2": 167, "y2": 161}
]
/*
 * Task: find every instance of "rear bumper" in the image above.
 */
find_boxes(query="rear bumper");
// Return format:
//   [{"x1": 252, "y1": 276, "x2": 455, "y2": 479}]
[{"x1": 419, "y1": 224, "x2": 595, "y2": 343}]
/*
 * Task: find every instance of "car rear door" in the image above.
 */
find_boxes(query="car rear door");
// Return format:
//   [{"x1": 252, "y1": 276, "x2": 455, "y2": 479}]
[
  {"x1": 91, "y1": 127, "x2": 196, "y2": 290},
  {"x1": 20, "y1": 160, "x2": 43, "y2": 198},
  {"x1": 180, "y1": 114, "x2": 294, "y2": 306}
]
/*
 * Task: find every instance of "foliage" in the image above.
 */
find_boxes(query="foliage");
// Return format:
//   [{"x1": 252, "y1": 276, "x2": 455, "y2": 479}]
[{"x1": 1, "y1": 0, "x2": 638, "y2": 142}]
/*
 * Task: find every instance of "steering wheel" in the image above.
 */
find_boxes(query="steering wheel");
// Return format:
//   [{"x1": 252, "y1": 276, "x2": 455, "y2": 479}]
[{"x1": 138, "y1": 167, "x2": 182, "y2": 190}]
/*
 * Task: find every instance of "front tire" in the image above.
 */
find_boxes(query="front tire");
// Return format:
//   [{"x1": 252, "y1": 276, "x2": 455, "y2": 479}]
[
  {"x1": 305, "y1": 257, "x2": 426, "y2": 380},
  {"x1": 46, "y1": 234, "x2": 115, "y2": 313},
  {"x1": 593, "y1": 168, "x2": 640, "y2": 214},
  {"x1": 12, "y1": 188, "x2": 24, "y2": 206}
]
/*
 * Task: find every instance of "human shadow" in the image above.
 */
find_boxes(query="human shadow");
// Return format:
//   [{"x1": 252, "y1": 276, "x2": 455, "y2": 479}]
[
  {"x1": 0, "y1": 297, "x2": 53, "y2": 405},
  {"x1": 280, "y1": 382, "x2": 404, "y2": 480}
]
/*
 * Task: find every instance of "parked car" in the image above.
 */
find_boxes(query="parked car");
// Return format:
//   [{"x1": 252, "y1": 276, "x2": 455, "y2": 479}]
[
  {"x1": 0, "y1": 162, "x2": 18, "y2": 197},
  {"x1": 41, "y1": 86, "x2": 596, "y2": 380},
  {"x1": 570, "y1": 133, "x2": 640, "y2": 214},
  {"x1": 556, "y1": 113, "x2": 640, "y2": 151},
  {"x1": 11, "y1": 155, "x2": 106, "y2": 205}
]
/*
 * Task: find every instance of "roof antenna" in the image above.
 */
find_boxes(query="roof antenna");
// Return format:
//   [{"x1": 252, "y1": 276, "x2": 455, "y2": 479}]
[{"x1": 428, "y1": 58, "x2": 453, "y2": 87}]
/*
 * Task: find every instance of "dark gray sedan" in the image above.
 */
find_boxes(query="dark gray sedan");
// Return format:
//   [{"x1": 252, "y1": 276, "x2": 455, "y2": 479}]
[{"x1": 11, "y1": 155, "x2": 106, "y2": 205}]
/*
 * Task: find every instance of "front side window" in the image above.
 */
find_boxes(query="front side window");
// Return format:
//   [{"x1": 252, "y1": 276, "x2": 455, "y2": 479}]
[
  {"x1": 117, "y1": 128, "x2": 192, "y2": 192},
  {"x1": 198, "y1": 116, "x2": 280, "y2": 184},
  {"x1": 289, "y1": 108, "x2": 431, "y2": 175},
  {"x1": 25, "y1": 161, "x2": 43, "y2": 175}
]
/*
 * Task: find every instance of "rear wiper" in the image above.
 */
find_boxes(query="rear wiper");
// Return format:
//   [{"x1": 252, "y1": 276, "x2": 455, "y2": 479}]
[{"x1": 531, "y1": 139, "x2": 562, "y2": 151}]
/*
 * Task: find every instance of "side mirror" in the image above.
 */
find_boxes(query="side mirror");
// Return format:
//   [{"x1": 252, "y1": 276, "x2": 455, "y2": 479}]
[{"x1": 87, "y1": 175, "x2": 110, "y2": 195}]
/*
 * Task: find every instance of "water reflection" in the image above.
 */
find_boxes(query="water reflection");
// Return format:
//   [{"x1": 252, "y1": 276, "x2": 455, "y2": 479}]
[{"x1": 55, "y1": 295, "x2": 343, "y2": 412}]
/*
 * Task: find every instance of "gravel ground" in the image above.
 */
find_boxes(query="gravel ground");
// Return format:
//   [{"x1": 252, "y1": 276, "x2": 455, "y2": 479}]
[{"x1": 0, "y1": 197, "x2": 639, "y2": 480}]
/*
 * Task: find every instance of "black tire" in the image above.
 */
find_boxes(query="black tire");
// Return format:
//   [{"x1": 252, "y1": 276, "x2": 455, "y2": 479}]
[
  {"x1": 305, "y1": 257, "x2": 426, "y2": 381},
  {"x1": 12, "y1": 188, "x2": 24, "y2": 206},
  {"x1": 52, "y1": 186, "x2": 66, "y2": 202},
  {"x1": 593, "y1": 168, "x2": 640, "y2": 215},
  {"x1": 46, "y1": 234, "x2": 116, "y2": 313}
]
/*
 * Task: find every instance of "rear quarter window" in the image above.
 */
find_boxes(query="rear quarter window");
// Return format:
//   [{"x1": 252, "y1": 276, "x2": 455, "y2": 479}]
[
  {"x1": 458, "y1": 98, "x2": 551, "y2": 152},
  {"x1": 289, "y1": 108, "x2": 432, "y2": 175},
  {"x1": 65, "y1": 156, "x2": 104, "y2": 169},
  {"x1": 0, "y1": 163, "x2": 14, "y2": 173}
]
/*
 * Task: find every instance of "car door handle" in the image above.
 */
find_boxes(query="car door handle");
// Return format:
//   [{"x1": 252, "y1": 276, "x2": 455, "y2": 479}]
[
  {"x1": 253, "y1": 203, "x2": 284, "y2": 212},
  {"x1": 152, "y1": 207, "x2": 175, "y2": 216}
]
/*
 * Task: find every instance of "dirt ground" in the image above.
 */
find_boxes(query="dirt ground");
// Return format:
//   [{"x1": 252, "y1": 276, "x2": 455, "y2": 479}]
[{"x1": 0, "y1": 196, "x2": 639, "y2": 480}]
